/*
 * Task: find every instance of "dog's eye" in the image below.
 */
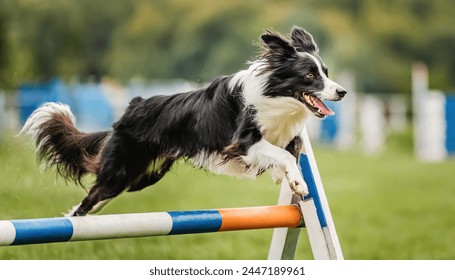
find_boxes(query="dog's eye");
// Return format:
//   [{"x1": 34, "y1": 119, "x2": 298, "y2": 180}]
[{"x1": 305, "y1": 73, "x2": 315, "y2": 80}]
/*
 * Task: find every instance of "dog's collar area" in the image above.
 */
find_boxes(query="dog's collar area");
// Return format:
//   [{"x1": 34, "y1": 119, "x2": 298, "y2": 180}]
[{"x1": 300, "y1": 92, "x2": 334, "y2": 118}]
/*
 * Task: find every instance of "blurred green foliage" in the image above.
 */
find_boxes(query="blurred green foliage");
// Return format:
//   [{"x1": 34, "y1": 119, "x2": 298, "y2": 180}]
[{"x1": 0, "y1": 0, "x2": 454, "y2": 93}]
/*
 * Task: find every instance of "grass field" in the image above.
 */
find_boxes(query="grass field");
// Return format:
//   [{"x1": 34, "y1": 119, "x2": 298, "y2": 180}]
[{"x1": 1, "y1": 128, "x2": 454, "y2": 260}]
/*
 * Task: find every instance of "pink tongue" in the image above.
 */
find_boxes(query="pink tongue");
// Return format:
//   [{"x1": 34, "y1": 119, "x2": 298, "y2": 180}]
[{"x1": 312, "y1": 97, "x2": 335, "y2": 115}]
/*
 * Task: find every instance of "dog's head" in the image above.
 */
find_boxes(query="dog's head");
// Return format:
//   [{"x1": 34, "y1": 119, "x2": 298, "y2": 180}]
[{"x1": 260, "y1": 26, "x2": 347, "y2": 118}]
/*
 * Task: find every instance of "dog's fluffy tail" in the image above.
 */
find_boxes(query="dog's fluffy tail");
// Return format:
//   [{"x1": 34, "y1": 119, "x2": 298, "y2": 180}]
[{"x1": 20, "y1": 102, "x2": 110, "y2": 184}]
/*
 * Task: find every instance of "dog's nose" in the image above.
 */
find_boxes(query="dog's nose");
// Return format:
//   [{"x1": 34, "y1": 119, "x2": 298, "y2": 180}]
[{"x1": 336, "y1": 88, "x2": 347, "y2": 98}]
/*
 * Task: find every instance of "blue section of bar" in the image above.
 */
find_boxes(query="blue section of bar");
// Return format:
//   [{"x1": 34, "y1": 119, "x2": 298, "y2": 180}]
[
  {"x1": 168, "y1": 210, "x2": 222, "y2": 235},
  {"x1": 11, "y1": 218, "x2": 74, "y2": 245},
  {"x1": 300, "y1": 154, "x2": 328, "y2": 228}
]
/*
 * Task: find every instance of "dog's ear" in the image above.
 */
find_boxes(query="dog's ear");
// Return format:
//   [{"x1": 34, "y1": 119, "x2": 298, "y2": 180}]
[
  {"x1": 290, "y1": 26, "x2": 318, "y2": 53},
  {"x1": 261, "y1": 30, "x2": 295, "y2": 57}
]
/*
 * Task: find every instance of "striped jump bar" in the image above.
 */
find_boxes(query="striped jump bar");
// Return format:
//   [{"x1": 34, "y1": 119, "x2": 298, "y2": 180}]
[{"x1": 0, "y1": 205, "x2": 302, "y2": 246}]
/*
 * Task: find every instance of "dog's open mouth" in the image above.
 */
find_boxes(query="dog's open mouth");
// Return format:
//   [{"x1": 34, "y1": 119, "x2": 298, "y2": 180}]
[{"x1": 300, "y1": 92, "x2": 334, "y2": 118}]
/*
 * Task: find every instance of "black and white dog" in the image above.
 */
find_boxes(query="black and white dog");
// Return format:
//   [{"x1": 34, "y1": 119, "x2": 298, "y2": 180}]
[{"x1": 21, "y1": 26, "x2": 346, "y2": 216}]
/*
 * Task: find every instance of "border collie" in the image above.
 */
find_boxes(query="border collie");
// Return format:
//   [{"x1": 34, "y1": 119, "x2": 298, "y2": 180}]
[{"x1": 21, "y1": 26, "x2": 346, "y2": 216}]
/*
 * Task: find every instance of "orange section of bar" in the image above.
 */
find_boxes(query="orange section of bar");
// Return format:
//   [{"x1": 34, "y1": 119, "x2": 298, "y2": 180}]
[{"x1": 218, "y1": 205, "x2": 302, "y2": 232}]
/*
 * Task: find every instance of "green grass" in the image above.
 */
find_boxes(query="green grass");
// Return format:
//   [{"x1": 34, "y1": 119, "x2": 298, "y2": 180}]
[{"x1": 1, "y1": 129, "x2": 454, "y2": 259}]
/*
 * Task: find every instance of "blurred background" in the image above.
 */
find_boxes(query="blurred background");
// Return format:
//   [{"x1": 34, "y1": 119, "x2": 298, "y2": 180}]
[{"x1": 0, "y1": 0, "x2": 454, "y2": 260}]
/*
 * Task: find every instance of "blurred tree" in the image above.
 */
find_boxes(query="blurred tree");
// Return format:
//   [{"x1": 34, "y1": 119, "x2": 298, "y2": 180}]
[
  {"x1": 0, "y1": 0, "x2": 453, "y2": 93},
  {"x1": 0, "y1": 0, "x2": 130, "y2": 86},
  {"x1": 0, "y1": 7, "x2": 8, "y2": 88},
  {"x1": 311, "y1": 0, "x2": 455, "y2": 93},
  {"x1": 106, "y1": 0, "x2": 263, "y2": 82}
]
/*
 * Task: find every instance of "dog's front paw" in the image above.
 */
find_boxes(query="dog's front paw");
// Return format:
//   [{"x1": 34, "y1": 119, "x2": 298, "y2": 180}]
[
  {"x1": 286, "y1": 170, "x2": 309, "y2": 197},
  {"x1": 289, "y1": 179, "x2": 309, "y2": 197}
]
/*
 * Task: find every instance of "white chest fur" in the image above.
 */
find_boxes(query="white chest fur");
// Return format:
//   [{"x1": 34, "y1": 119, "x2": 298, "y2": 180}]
[{"x1": 254, "y1": 96, "x2": 310, "y2": 148}]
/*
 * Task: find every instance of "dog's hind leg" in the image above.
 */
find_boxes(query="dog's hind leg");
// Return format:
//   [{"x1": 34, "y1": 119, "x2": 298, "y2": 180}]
[
  {"x1": 128, "y1": 158, "x2": 174, "y2": 192},
  {"x1": 67, "y1": 187, "x2": 114, "y2": 216},
  {"x1": 69, "y1": 133, "x2": 154, "y2": 216},
  {"x1": 69, "y1": 161, "x2": 145, "y2": 216},
  {"x1": 69, "y1": 173, "x2": 128, "y2": 216},
  {"x1": 69, "y1": 157, "x2": 174, "y2": 216}
]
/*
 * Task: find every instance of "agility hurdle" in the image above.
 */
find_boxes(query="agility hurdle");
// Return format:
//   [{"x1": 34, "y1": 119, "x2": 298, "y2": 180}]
[{"x1": 0, "y1": 205, "x2": 302, "y2": 246}]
